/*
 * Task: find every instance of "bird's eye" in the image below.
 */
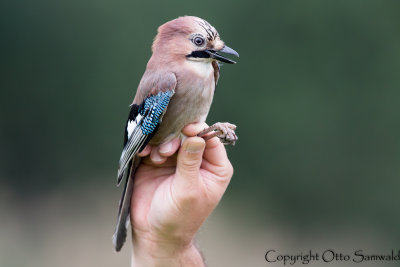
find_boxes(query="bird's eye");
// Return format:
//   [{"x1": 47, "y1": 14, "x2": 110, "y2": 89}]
[{"x1": 193, "y1": 36, "x2": 205, "y2": 46}]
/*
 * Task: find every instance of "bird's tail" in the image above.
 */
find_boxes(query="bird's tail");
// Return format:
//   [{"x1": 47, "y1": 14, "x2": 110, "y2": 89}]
[{"x1": 112, "y1": 156, "x2": 141, "y2": 251}]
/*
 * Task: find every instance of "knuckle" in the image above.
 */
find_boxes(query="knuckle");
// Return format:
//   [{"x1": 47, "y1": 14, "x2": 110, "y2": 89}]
[
  {"x1": 180, "y1": 158, "x2": 200, "y2": 171},
  {"x1": 220, "y1": 160, "x2": 234, "y2": 179}
]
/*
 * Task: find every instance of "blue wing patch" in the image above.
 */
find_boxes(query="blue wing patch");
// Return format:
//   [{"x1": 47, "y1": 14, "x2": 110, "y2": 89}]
[
  {"x1": 117, "y1": 90, "x2": 174, "y2": 183},
  {"x1": 139, "y1": 90, "x2": 174, "y2": 135}
]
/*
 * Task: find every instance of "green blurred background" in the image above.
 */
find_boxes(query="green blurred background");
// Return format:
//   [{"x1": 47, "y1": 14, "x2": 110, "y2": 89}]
[{"x1": 1, "y1": 0, "x2": 400, "y2": 266}]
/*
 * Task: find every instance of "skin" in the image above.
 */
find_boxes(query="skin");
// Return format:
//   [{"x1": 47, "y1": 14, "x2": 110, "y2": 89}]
[{"x1": 131, "y1": 122, "x2": 233, "y2": 266}]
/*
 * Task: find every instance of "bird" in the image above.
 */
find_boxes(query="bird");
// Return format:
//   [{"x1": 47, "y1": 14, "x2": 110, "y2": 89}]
[{"x1": 113, "y1": 16, "x2": 239, "y2": 252}]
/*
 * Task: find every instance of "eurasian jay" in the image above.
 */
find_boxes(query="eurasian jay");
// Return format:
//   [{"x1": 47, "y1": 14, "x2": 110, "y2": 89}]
[{"x1": 113, "y1": 16, "x2": 239, "y2": 251}]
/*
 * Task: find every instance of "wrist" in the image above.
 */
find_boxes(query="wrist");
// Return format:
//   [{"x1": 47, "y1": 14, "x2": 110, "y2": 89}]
[{"x1": 131, "y1": 235, "x2": 205, "y2": 267}]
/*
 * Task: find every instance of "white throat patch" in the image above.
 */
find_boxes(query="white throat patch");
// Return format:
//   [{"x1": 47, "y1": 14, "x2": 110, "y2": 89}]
[{"x1": 186, "y1": 60, "x2": 213, "y2": 78}]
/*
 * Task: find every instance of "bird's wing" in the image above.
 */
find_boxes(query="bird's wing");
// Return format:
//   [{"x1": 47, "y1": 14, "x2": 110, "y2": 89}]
[
  {"x1": 212, "y1": 60, "x2": 220, "y2": 87},
  {"x1": 113, "y1": 72, "x2": 176, "y2": 252},
  {"x1": 117, "y1": 89, "x2": 175, "y2": 184}
]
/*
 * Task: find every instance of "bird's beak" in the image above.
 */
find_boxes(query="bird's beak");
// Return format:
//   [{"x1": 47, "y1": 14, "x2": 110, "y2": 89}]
[{"x1": 206, "y1": 45, "x2": 239, "y2": 64}]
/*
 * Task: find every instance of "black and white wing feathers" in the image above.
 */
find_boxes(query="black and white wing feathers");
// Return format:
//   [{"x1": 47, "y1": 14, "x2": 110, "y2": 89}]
[
  {"x1": 113, "y1": 89, "x2": 175, "y2": 251},
  {"x1": 117, "y1": 90, "x2": 175, "y2": 184}
]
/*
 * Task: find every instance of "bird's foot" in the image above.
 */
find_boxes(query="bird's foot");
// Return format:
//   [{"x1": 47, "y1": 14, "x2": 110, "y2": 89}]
[{"x1": 197, "y1": 122, "x2": 238, "y2": 146}]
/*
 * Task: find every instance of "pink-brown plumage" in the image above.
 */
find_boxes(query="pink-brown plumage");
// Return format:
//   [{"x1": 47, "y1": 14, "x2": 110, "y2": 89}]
[
  {"x1": 114, "y1": 16, "x2": 238, "y2": 252},
  {"x1": 133, "y1": 16, "x2": 224, "y2": 144}
]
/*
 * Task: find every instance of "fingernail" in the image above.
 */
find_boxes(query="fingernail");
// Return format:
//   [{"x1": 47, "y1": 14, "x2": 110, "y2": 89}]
[
  {"x1": 159, "y1": 142, "x2": 172, "y2": 154},
  {"x1": 185, "y1": 140, "x2": 204, "y2": 153}
]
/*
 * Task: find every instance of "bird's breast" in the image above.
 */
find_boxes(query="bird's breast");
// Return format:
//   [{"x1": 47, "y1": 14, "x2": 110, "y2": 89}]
[{"x1": 149, "y1": 61, "x2": 215, "y2": 144}]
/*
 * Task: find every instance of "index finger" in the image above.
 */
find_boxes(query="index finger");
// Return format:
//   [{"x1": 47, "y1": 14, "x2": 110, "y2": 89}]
[{"x1": 182, "y1": 123, "x2": 230, "y2": 168}]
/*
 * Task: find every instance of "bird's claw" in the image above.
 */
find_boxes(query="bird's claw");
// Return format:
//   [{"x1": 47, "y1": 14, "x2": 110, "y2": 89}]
[{"x1": 197, "y1": 122, "x2": 238, "y2": 146}]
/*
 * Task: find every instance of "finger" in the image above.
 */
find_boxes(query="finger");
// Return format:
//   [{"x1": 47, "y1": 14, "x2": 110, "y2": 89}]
[
  {"x1": 158, "y1": 137, "x2": 181, "y2": 157},
  {"x1": 142, "y1": 154, "x2": 177, "y2": 168},
  {"x1": 203, "y1": 135, "x2": 229, "y2": 168},
  {"x1": 183, "y1": 123, "x2": 229, "y2": 169},
  {"x1": 201, "y1": 138, "x2": 233, "y2": 200},
  {"x1": 175, "y1": 137, "x2": 205, "y2": 191},
  {"x1": 182, "y1": 122, "x2": 209, "y2": 137},
  {"x1": 150, "y1": 147, "x2": 167, "y2": 165},
  {"x1": 138, "y1": 145, "x2": 152, "y2": 157}
]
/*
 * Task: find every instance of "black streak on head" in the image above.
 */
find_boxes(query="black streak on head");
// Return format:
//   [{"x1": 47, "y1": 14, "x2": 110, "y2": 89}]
[
  {"x1": 186, "y1": 50, "x2": 210, "y2": 59},
  {"x1": 196, "y1": 20, "x2": 218, "y2": 41}
]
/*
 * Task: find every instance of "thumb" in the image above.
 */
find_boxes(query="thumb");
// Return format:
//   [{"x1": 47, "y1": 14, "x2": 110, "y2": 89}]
[{"x1": 175, "y1": 137, "x2": 205, "y2": 190}]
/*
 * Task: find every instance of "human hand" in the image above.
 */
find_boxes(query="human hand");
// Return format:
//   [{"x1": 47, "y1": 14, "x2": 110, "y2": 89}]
[{"x1": 130, "y1": 122, "x2": 234, "y2": 266}]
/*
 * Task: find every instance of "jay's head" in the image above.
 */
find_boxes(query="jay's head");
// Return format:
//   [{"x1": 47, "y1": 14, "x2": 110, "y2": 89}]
[{"x1": 152, "y1": 16, "x2": 239, "y2": 64}]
